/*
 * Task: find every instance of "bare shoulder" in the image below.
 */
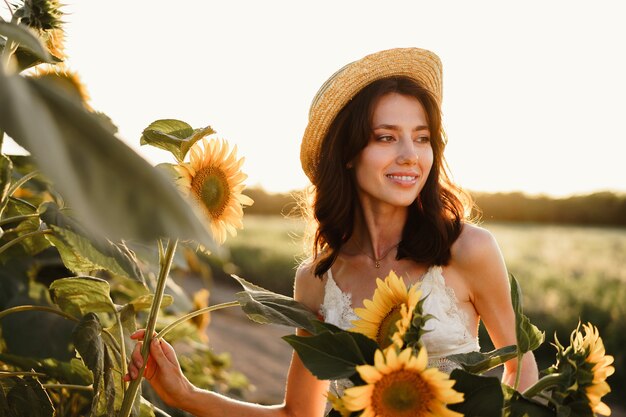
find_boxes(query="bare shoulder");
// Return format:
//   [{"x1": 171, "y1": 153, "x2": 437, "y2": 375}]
[
  {"x1": 293, "y1": 258, "x2": 326, "y2": 314},
  {"x1": 451, "y1": 223, "x2": 503, "y2": 269}
]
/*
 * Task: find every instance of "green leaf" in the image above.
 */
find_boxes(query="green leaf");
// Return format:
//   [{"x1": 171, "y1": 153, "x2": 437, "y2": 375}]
[
  {"x1": 0, "y1": 215, "x2": 50, "y2": 261},
  {"x1": 1, "y1": 375, "x2": 54, "y2": 417},
  {"x1": 72, "y1": 313, "x2": 116, "y2": 417},
  {"x1": 503, "y1": 385, "x2": 555, "y2": 417},
  {"x1": 283, "y1": 329, "x2": 376, "y2": 380},
  {"x1": 232, "y1": 274, "x2": 318, "y2": 333},
  {"x1": 0, "y1": 21, "x2": 52, "y2": 64},
  {"x1": 0, "y1": 73, "x2": 216, "y2": 249},
  {"x1": 0, "y1": 354, "x2": 93, "y2": 385},
  {"x1": 140, "y1": 119, "x2": 215, "y2": 162},
  {"x1": 49, "y1": 276, "x2": 116, "y2": 318},
  {"x1": 447, "y1": 345, "x2": 518, "y2": 374},
  {"x1": 40, "y1": 201, "x2": 144, "y2": 282},
  {"x1": 0, "y1": 154, "x2": 12, "y2": 217},
  {"x1": 510, "y1": 275, "x2": 544, "y2": 354},
  {"x1": 448, "y1": 369, "x2": 504, "y2": 417},
  {"x1": 125, "y1": 293, "x2": 174, "y2": 312}
]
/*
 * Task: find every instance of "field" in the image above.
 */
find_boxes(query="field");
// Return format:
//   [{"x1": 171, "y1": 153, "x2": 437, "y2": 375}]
[{"x1": 206, "y1": 215, "x2": 626, "y2": 409}]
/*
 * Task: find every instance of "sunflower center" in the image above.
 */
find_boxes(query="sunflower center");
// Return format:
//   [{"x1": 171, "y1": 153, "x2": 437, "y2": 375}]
[
  {"x1": 372, "y1": 369, "x2": 432, "y2": 417},
  {"x1": 376, "y1": 305, "x2": 403, "y2": 348},
  {"x1": 190, "y1": 166, "x2": 231, "y2": 218}
]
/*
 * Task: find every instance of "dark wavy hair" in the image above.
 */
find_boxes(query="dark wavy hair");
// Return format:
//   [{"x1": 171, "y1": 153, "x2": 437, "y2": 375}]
[{"x1": 307, "y1": 76, "x2": 470, "y2": 278}]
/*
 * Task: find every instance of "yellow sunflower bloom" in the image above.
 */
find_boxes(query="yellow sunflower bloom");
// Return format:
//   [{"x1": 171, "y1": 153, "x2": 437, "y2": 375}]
[
  {"x1": 342, "y1": 346, "x2": 464, "y2": 417},
  {"x1": 351, "y1": 271, "x2": 421, "y2": 348},
  {"x1": 572, "y1": 323, "x2": 615, "y2": 416},
  {"x1": 175, "y1": 138, "x2": 253, "y2": 245}
]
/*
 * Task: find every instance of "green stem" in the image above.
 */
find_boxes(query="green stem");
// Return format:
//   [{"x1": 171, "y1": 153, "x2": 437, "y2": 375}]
[
  {"x1": 115, "y1": 306, "x2": 128, "y2": 392},
  {"x1": 118, "y1": 238, "x2": 178, "y2": 417},
  {"x1": 0, "y1": 213, "x2": 39, "y2": 226},
  {"x1": 9, "y1": 196, "x2": 38, "y2": 210},
  {"x1": 0, "y1": 304, "x2": 122, "y2": 354},
  {"x1": 6, "y1": 170, "x2": 39, "y2": 198},
  {"x1": 0, "y1": 371, "x2": 47, "y2": 379},
  {"x1": 522, "y1": 373, "x2": 565, "y2": 399},
  {"x1": 42, "y1": 383, "x2": 93, "y2": 392},
  {"x1": 0, "y1": 229, "x2": 53, "y2": 255},
  {"x1": 513, "y1": 352, "x2": 522, "y2": 391},
  {"x1": 156, "y1": 301, "x2": 240, "y2": 339},
  {"x1": 0, "y1": 304, "x2": 78, "y2": 322}
]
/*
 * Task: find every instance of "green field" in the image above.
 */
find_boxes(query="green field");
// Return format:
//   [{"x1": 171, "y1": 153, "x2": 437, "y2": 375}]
[{"x1": 215, "y1": 215, "x2": 626, "y2": 404}]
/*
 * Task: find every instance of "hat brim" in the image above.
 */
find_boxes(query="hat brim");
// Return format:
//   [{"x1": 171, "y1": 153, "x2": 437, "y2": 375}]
[{"x1": 300, "y1": 47, "x2": 443, "y2": 182}]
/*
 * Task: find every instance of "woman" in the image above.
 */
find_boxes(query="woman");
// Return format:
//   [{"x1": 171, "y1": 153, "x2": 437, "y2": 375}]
[{"x1": 126, "y1": 47, "x2": 538, "y2": 416}]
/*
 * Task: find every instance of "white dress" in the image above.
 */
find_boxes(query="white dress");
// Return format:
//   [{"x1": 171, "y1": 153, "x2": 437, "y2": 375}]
[{"x1": 319, "y1": 265, "x2": 480, "y2": 373}]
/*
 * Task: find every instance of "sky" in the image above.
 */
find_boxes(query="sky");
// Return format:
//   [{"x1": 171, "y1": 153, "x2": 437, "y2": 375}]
[{"x1": 4, "y1": 0, "x2": 626, "y2": 196}]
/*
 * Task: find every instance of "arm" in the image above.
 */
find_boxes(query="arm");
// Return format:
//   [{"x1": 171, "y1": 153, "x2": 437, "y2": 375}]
[
  {"x1": 125, "y1": 262, "x2": 329, "y2": 417},
  {"x1": 453, "y1": 225, "x2": 539, "y2": 391}
]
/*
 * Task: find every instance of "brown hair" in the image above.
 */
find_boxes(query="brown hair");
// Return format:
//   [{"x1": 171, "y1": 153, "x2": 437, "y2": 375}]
[{"x1": 306, "y1": 76, "x2": 470, "y2": 278}]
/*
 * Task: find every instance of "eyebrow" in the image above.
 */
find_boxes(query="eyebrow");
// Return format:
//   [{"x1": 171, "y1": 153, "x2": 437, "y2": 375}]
[{"x1": 373, "y1": 124, "x2": 430, "y2": 131}]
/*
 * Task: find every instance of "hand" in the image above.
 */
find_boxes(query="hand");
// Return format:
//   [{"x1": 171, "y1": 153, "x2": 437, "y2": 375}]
[{"x1": 124, "y1": 329, "x2": 193, "y2": 408}]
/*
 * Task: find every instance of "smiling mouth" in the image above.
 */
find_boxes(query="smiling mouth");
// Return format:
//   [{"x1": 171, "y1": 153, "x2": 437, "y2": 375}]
[{"x1": 386, "y1": 174, "x2": 418, "y2": 182}]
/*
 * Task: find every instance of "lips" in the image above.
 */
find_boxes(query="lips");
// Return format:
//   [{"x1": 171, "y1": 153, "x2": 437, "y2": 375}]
[{"x1": 385, "y1": 173, "x2": 419, "y2": 185}]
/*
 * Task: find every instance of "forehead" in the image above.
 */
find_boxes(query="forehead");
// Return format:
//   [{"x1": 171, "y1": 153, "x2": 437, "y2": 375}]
[{"x1": 371, "y1": 93, "x2": 428, "y2": 126}]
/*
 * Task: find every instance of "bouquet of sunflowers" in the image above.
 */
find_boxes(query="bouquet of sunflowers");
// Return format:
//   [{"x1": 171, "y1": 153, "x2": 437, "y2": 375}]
[{"x1": 235, "y1": 271, "x2": 615, "y2": 417}]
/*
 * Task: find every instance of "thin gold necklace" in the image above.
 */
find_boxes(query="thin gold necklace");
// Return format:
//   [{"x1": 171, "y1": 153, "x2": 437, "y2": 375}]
[{"x1": 354, "y1": 241, "x2": 400, "y2": 268}]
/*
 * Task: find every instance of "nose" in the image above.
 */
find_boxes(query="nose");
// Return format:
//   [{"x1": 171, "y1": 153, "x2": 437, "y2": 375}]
[{"x1": 396, "y1": 136, "x2": 418, "y2": 165}]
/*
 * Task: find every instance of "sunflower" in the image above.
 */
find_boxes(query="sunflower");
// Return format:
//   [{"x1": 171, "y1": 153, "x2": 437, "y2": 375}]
[
  {"x1": 175, "y1": 138, "x2": 253, "y2": 244},
  {"x1": 351, "y1": 271, "x2": 421, "y2": 348},
  {"x1": 571, "y1": 323, "x2": 615, "y2": 416},
  {"x1": 342, "y1": 346, "x2": 464, "y2": 417},
  {"x1": 327, "y1": 391, "x2": 352, "y2": 417}
]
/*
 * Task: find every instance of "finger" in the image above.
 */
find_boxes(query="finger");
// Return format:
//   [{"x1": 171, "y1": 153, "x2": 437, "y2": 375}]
[
  {"x1": 144, "y1": 355, "x2": 157, "y2": 380},
  {"x1": 130, "y1": 329, "x2": 157, "y2": 340},
  {"x1": 149, "y1": 338, "x2": 173, "y2": 368},
  {"x1": 131, "y1": 341, "x2": 144, "y2": 368},
  {"x1": 159, "y1": 338, "x2": 180, "y2": 365}
]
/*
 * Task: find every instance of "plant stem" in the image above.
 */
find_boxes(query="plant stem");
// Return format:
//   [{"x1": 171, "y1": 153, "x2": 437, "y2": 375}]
[
  {"x1": 0, "y1": 371, "x2": 47, "y2": 379},
  {"x1": 115, "y1": 306, "x2": 128, "y2": 392},
  {"x1": 0, "y1": 304, "x2": 122, "y2": 354},
  {"x1": 514, "y1": 352, "x2": 522, "y2": 391},
  {"x1": 0, "y1": 228, "x2": 53, "y2": 255},
  {"x1": 522, "y1": 373, "x2": 564, "y2": 399},
  {"x1": 6, "y1": 170, "x2": 39, "y2": 197},
  {"x1": 0, "y1": 213, "x2": 39, "y2": 226},
  {"x1": 156, "y1": 301, "x2": 240, "y2": 339},
  {"x1": 118, "y1": 238, "x2": 178, "y2": 417},
  {"x1": 0, "y1": 304, "x2": 78, "y2": 322},
  {"x1": 9, "y1": 196, "x2": 38, "y2": 210},
  {"x1": 42, "y1": 383, "x2": 93, "y2": 392}
]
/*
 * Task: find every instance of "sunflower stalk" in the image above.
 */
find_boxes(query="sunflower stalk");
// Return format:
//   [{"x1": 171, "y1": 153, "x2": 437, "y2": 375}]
[
  {"x1": 156, "y1": 301, "x2": 240, "y2": 339},
  {"x1": 0, "y1": 228, "x2": 53, "y2": 254},
  {"x1": 118, "y1": 238, "x2": 178, "y2": 417},
  {"x1": 522, "y1": 373, "x2": 564, "y2": 399}
]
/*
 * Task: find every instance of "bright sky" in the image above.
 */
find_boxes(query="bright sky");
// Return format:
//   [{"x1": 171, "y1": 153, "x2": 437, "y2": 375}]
[{"x1": 4, "y1": 1, "x2": 626, "y2": 196}]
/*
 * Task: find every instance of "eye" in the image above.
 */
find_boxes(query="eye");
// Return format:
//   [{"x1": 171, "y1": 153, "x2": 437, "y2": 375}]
[
  {"x1": 414, "y1": 135, "x2": 430, "y2": 143},
  {"x1": 377, "y1": 135, "x2": 395, "y2": 143}
]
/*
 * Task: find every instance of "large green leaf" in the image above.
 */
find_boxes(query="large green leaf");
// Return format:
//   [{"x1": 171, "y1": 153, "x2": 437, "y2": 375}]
[
  {"x1": 0, "y1": 73, "x2": 216, "y2": 249},
  {"x1": 510, "y1": 275, "x2": 544, "y2": 354},
  {"x1": 0, "y1": 21, "x2": 52, "y2": 64},
  {"x1": 502, "y1": 385, "x2": 555, "y2": 417},
  {"x1": 283, "y1": 329, "x2": 377, "y2": 380},
  {"x1": 40, "y1": 201, "x2": 144, "y2": 282},
  {"x1": 140, "y1": 119, "x2": 215, "y2": 163},
  {"x1": 0, "y1": 154, "x2": 12, "y2": 217},
  {"x1": 447, "y1": 345, "x2": 518, "y2": 374},
  {"x1": 0, "y1": 353, "x2": 93, "y2": 385},
  {"x1": 232, "y1": 274, "x2": 318, "y2": 333},
  {"x1": 0, "y1": 376, "x2": 54, "y2": 417},
  {"x1": 49, "y1": 276, "x2": 116, "y2": 318},
  {"x1": 448, "y1": 369, "x2": 504, "y2": 417},
  {"x1": 72, "y1": 312, "x2": 116, "y2": 417}
]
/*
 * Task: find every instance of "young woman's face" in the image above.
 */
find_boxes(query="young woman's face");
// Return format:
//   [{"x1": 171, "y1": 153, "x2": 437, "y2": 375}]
[{"x1": 352, "y1": 92, "x2": 434, "y2": 208}]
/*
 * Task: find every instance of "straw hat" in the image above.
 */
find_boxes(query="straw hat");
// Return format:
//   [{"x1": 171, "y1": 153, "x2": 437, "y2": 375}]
[{"x1": 300, "y1": 47, "x2": 443, "y2": 182}]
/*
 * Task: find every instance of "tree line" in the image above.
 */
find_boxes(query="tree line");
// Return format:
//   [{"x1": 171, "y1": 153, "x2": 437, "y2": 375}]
[{"x1": 244, "y1": 188, "x2": 626, "y2": 227}]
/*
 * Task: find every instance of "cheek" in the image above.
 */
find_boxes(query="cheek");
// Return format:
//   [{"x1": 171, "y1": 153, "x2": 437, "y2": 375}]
[{"x1": 420, "y1": 147, "x2": 435, "y2": 174}]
